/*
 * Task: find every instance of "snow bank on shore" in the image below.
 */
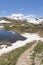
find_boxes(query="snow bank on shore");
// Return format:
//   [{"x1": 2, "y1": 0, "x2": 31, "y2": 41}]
[
  {"x1": 0, "y1": 20, "x2": 11, "y2": 23},
  {"x1": 0, "y1": 33, "x2": 43, "y2": 56},
  {"x1": 0, "y1": 26, "x2": 4, "y2": 28}
]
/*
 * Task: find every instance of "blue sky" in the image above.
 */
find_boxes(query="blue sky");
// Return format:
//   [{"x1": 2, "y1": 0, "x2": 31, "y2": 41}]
[{"x1": 0, "y1": 0, "x2": 43, "y2": 17}]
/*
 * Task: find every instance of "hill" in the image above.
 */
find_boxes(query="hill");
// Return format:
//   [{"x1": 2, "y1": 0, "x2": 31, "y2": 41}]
[{"x1": 0, "y1": 15, "x2": 43, "y2": 65}]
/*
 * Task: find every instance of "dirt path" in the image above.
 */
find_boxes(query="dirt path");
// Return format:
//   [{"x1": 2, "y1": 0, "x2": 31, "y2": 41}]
[{"x1": 16, "y1": 42, "x2": 38, "y2": 65}]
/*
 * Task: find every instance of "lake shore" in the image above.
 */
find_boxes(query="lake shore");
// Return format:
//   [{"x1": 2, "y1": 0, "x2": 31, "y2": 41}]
[{"x1": 0, "y1": 33, "x2": 43, "y2": 56}]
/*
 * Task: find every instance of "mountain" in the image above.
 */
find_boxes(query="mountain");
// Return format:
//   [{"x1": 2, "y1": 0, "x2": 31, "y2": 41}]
[
  {"x1": 0, "y1": 14, "x2": 43, "y2": 35},
  {"x1": 0, "y1": 14, "x2": 43, "y2": 65},
  {"x1": 0, "y1": 14, "x2": 43, "y2": 25},
  {"x1": 8, "y1": 14, "x2": 43, "y2": 24}
]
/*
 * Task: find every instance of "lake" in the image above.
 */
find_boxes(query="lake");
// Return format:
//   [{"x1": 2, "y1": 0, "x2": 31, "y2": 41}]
[{"x1": 0, "y1": 30, "x2": 26, "y2": 45}]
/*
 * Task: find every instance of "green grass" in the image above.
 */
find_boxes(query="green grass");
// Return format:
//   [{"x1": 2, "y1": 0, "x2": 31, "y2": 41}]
[
  {"x1": 32, "y1": 41, "x2": 43, "y2": 59},
  {"x1": 32, "y1": 41, "x2": 43, "y2": 65},
  {"x1": 0, "y1": 17, "x2": 43, "y2": 34},
  {"x1": 4, "y1": 23, "x2": 43, "y2": 34},
  {"x1": 0, "y1": 41, "x2": 35, "y2": 65},
  {"x1": 34, "y1": 42, "x2": 43, "y2": 53},
  {"x1": 41, "y1": 59, "x2": 43, "y2": 64}
]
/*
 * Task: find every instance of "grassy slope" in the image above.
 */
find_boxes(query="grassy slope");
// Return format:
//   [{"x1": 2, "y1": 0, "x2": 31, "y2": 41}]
[
  {"x1": 0, "y1": 17, "x2": 43, "y2": 65},
  {"x1": 0, "y1": 17, "x2": 43, "y2": 34},
  {"x1": 32, "y1": 41, "x2": 43, "y2": 65},
  {"x1": 0, "y1": 41, "x2": 35, "y2": 65}
]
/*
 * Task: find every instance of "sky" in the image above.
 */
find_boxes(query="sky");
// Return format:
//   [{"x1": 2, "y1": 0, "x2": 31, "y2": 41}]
[{"x1": 0, "y1": 0, "x2": 43, "y2": 17}]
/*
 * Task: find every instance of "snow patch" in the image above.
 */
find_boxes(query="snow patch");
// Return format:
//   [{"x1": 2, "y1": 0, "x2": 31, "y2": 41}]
[
  {"x1": 7, "y1": 13, "x2": 43, "y2": 24},
  {"x1": 0, "y1": 20, "x2": 11, "y2": 23},
  {"x1": 0, "y1": 33, "x2": 43, "y2": 56},
  {"x1": 0, "y1": 26, "x2": 4, "y2": 28}
]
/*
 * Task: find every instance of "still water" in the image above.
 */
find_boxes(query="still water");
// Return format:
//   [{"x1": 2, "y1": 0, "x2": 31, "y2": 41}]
[{"x1": 0, "y1": 30, "x2": 26, "y2": 43}]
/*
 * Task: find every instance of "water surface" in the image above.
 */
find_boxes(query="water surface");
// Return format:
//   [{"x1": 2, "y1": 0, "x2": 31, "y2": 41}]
[{"x1": 0, "y1": 30, "x2": 26, "y2": 45}]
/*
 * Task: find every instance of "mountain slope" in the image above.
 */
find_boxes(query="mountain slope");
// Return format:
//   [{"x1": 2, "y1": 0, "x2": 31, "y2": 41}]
[
  {"x1": 0, "y1": 14, "x2": 43, "y2": 65},
  {"x1": 0, "y1": 16, "x2": 43, "y2": 35},
  {"x1": 8, "y1": 14, "x2": 43, "y2": 24}
]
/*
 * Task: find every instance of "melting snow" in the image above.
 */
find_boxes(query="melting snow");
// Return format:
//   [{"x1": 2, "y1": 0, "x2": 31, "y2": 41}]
[
  {"x1": 0, "y1": 26, "x2": 4, "y2": 28},
  {"x1": 0, "y1": 33, "x2": 43, "y2": 56},
  {"x1": 0, "y1": 20, "x2": 11, "y2": 23},
  {"x1": 8, "y1": 13, "x2": 43, "y2": 24}
]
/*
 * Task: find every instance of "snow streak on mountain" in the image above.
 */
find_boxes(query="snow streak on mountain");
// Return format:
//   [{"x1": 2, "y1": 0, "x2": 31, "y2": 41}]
[{"x1": 8, "y1": 13, "x2": 43, "y2": 24}]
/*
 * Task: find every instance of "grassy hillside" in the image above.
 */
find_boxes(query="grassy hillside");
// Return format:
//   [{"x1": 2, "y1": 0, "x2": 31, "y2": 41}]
[
  {"x1": 0, "y1": 41, "x2": 35, "y2": 65},
  {"x1": 0, "y1": 41, "x2": 43, "y2": 65},
  {"x1": 0, "y1": 17, "x2": 43, "y2": 65},
  {"x1": 32, "y1": 41, "x2": 43, "y2": 65},
  {"x1": 0, "y1": 17, "x2": 43, "y2": 34}
]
